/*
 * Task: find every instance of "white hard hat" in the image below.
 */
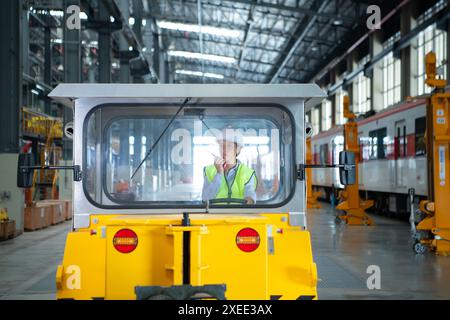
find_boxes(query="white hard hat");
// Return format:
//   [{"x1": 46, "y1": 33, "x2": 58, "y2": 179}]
[{"x1": 216, "y1": 125, "x2": 243, "y2": 148}]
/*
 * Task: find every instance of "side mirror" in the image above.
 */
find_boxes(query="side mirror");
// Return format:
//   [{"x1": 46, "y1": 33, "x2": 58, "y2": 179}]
[
  {"x1": 305, "y1": 122, "x2": 313, "y2": 138},
  {"x1": 339, "y1": 151, "x2": 356, "y2": 185},
  {"x1": 17, "y1": 154, "x2": 35, "y2": 188}
]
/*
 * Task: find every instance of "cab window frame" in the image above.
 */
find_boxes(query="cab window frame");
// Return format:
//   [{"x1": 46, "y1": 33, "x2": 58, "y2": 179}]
[{"x1": 82, "y1": 103, "x2": 298, "y2": 210}]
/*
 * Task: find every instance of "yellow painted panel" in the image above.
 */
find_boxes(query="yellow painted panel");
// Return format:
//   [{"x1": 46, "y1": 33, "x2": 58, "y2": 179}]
[
  {"x1": 56, "y1": 232, "x2": 106, "y2": 300},
  {"x1": 432, "y1": 95, "x2": 450, "y2": 229},
  {"x1": 261, "y1": 214, "x2": 317, "y2": 300},
  {"x1": 267, "y1": 229, "x2": 317, "y2": 299},
  {"x1": 57, "y1": 214, "x2": 317, "y2": 300},
  {"x1": 105, "y1": 225, "x2": 179, "y2": 300},
  {"x1": 190, "y1": 223, "x2": 269, "y2": 300}
]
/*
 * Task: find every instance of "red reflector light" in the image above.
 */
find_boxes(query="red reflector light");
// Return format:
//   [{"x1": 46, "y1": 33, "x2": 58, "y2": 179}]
[
  {"x1": 113, "y1": 229, "x2": 138, "y2": 253},
  {"x1": 236, "y1": 228, "x2": 260, "y2": 252}
]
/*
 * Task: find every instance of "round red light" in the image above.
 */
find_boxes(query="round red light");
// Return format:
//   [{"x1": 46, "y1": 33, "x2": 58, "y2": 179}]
[
  {"x1": 113, "y1": 229, "x2": 138, "y2": 253},
  {"x1": 236, "y1": 228, "x2": 260, "y2": 252}
]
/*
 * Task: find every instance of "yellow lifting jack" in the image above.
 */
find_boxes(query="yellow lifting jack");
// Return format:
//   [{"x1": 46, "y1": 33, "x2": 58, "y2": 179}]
[
  {"x1": 306, "y1": 137, "x2": 321, "y2": 209},
  {"x1": 414, "y1": 52, "x2": 450, "y2": 255},
  {"x1": 335, "y1": 96, "x2": 374, "y2": 226}
]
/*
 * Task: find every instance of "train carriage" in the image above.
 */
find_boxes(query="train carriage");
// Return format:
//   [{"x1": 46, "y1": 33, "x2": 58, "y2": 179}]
[{"x1": 311, "y1": 98, "x2": 428, "y2": 218}]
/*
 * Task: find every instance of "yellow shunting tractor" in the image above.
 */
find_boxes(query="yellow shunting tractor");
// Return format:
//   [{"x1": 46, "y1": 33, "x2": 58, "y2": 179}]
[{"x1": 17, "y1": 84, "x2": 355, "y2": 300}]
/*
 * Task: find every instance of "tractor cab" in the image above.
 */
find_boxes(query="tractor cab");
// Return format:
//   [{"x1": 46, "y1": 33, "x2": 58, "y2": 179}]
[{"x1": 19, "y1": 83, "x2": 333, "y2": 300}]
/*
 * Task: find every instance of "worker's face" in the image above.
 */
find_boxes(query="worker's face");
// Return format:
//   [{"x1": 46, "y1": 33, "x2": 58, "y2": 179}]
[{"x1": 219, "y1": 141, "x2": 239, "y2": 164}]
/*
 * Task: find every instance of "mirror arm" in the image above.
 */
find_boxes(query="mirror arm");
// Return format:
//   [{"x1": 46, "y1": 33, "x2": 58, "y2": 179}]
[
  {"x1": 296, "y1": 164, "x2": 356, "y2": 181},
  {"x1": 20, "y1": 165, "x2": 82, "y2": 182}
]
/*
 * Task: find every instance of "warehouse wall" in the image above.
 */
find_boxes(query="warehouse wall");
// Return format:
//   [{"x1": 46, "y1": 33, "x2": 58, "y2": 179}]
[{"x1": 0, "y1": 154, "x2": 24, "y2": 235}]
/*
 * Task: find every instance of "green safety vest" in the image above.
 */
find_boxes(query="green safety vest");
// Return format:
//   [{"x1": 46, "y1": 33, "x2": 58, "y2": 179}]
[{"x1": 204, "y1": 163, "x2": 257, "y2": 200}]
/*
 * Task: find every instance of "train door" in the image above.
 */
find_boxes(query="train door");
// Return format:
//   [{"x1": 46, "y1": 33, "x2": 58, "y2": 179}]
[{"x1": 395, "y1": 120, "x2": 406, "y2": 188}]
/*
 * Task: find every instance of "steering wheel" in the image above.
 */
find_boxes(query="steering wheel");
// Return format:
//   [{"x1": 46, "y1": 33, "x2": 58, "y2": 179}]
[{"x1": 207, "y1": 198, "x2": 247, "y2": 205}]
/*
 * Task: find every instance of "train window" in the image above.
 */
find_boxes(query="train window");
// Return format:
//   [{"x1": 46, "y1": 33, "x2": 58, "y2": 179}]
[
  {"x1": 360, "y1": 136, "x2": 371, "y2": 161},
  {"x1": 319, "y1": 144, "x2": 329, "y2": 165},
  {"x1": 369, "y1": 128, "x2": 387, "y2": 160},
  {"x1": 415, "y1": 117, "x2": 426, "y2": 156}
]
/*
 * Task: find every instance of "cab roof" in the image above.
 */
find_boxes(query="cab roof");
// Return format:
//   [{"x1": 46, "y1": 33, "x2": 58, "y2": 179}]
[{"x1": 49, "y1": 83, "x2": 326, "y2": 111}]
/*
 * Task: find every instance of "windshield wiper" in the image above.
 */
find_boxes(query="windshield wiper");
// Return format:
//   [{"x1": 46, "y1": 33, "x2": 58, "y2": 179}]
[{"x1": 130, "y1": 97, "x2": 191, "y2": 180}]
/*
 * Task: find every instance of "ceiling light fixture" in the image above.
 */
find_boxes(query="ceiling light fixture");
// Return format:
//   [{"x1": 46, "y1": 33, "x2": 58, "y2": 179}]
[
  {"x1": 168, "y1": 50, "x2": 236, "y2": 64},
  {"x1": 157, "y1": 20, "x2": 242, "y2": 38},
  {"x1": 176, "y1": 69, "x2": 224, "y2": 79},
  {"x1": 49, "y1": 10, "x2": 64, "y2": 17}
]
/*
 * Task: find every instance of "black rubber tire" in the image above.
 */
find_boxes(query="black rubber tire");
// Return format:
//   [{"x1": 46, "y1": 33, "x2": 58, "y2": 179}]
[{"x1": 146, "y1": 294, "x2": 173, "y2": 300}]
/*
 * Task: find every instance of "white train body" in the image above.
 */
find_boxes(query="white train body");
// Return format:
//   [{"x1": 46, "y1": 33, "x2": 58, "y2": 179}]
[{"x1": 311, "y1": 99, "x2": 428, "y2": 216}]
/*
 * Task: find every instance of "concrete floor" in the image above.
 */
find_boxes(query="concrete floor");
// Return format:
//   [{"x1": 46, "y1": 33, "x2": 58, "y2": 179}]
[
  {"x1": 0, "y1": 221, "x2": 70, "y2": 300},
  {"x1": 312, "y1": 203, "x2": 450, "y2": 299},
  {"x1": 1, "y1": 204, "x2": 449, "y2": 300}
]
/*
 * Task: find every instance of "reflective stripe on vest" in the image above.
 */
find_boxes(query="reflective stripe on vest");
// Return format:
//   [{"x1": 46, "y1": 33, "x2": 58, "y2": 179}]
[{"x1": 204, "y1": 163, "x2": 257, "y2": 200}]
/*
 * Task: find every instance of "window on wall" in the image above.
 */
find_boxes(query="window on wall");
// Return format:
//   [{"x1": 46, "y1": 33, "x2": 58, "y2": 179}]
[
  {"x1": 335, "y1": 88, "x2": 348, "y2": 125},
  {"x1": 416, "y1": 23, "x2": 447, "y2": 95},
  {"x1": 417, "y1": 0, "x2": 447, "y2": 24},
  {"x1": 311, "y1": 107, "x2": 320, "y2": 135},
  {"x1": 381, "y1": 33, "x2": 401, "y2": 109},
  {"x1": 321, "y1": 99, "x2": 332, "y2": 132},
  {"x1": 354, "y1": 55, "x2": 371, "y2": 114}
]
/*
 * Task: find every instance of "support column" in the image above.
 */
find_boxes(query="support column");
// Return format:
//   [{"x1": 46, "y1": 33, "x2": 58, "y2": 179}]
[
  {"x1": 345, "y1": 52, "x2": 356, "y2": 108},
  {"x1": 133, "y1": 0, "x2": 143, "y2": 43},
  {"x1": 0, "y1": 0, "x2": 21, "y2": 153},
  {"x1": 152, "y1": 32, "x2": 160, "y2": 80},
  {"x1": 63, "y1": 0, "x2": 81, "y2": 162},
  {"x1": 159, "y1": 52, "x2": 167, "y2": 84},
  {"x1": 167, "y1": 60, "x2": 174, "y2": 84},
  {"x1": 331, "y1": 96, "x2": 336, "y2": 126},
  {"x1": 98, "y1": 0, "x2": 111, "y2": 83},
  {"x1": 336, "y1": 96, "x2": 374, "y2": 226},
  {"x1": 369, "y1": 30, "x2": 383, "y2": 112},
  {"x1": 132, "y1": 0, "x2": 144, "y2": 83},
  {"x1": 400, "y1": 1, "x2": 417, "y2": 99},
  {"x1": 0, "y1": 0, "x2": 24, "y2": 234},
  {"x1": 349, "y1": 49, "x2": 360, "y2": 112},
  {"x1": 118, "y1": 0, "x2": 131, "y2": 83},
  {"x1": 318, "y1": 103, "x2": 323, "y2": 133},
  {"x1": 22, "y1": 7, "x2": 29, "y2": 80},
  {"x1": 63, "y1": 0, "x2": 81, "y2": 84},
  {"x1": 329, "y1": 69, "x2": 337, "y2": 126},
  {"x1": 44, "y1": 27, "x2": 52, "y2": 114}
]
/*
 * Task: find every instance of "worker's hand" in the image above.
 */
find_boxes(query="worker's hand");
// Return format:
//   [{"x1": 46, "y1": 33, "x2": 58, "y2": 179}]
[
  {"x1": 245, "y1": 197, "x2": 255, "y2": 205},
  {"x1": 214, "y1": 157, "x2": 225, "y2": 175}
]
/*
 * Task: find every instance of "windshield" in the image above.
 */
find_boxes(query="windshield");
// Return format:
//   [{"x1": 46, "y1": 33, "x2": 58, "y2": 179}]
[{"x1": 84, "y1": 104, "x2": 295, "y2": 208}]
